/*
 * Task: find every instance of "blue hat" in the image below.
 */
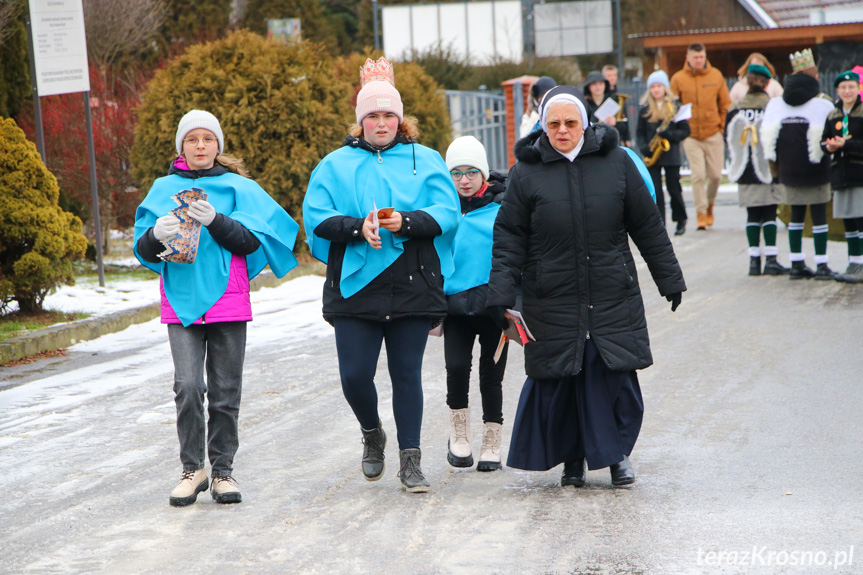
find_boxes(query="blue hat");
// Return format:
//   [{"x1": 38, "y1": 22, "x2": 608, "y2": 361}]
[
  {"x1": 646, "y1": 70, "x2": 670, "y2": 91},
  {"x1": 834, "y1": 70, "x2": 860, "y2": 87},
  {"x1": 747, "y1": 64, "x2": 772, "y2": 79}
]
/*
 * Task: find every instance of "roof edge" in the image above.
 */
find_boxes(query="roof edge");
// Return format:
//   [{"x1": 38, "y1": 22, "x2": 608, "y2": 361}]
[{"x1": 737, "y1": 0, "x2": 778, "y2": 28}]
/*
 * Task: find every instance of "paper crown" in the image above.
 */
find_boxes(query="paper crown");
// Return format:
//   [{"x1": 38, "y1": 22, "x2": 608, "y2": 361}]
[
  {"x1": 360, "y1": 57, "x2": 395, "y2": 88},
  {"x1": 789, "y1": 48, "x2": 815, "y2": 73}
]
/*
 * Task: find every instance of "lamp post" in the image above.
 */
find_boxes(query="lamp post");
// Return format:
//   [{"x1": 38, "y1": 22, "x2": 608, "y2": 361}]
[{"x1": 372, "y1": 0, "x2": 380, "y2": 52}]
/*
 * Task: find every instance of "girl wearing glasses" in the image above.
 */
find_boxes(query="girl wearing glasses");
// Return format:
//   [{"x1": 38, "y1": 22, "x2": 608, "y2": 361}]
[
  {"x1": 442, "y1": 136, "x2": 509, "y2": 472},
  {"x1": 133, "y1": 110, "x2": 300, "y2": 506},
  {"x1": 303, "y1": 58, "x2": 459, "y2": 493}
]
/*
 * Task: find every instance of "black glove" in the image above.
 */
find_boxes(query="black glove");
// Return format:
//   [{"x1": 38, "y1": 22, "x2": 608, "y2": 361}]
[
  {"x1": 487, "y1": 305, "x2": 509, "y2": 331},
  {"x1": 666, "y1": 292, "x2": 682, "y2": 312}
]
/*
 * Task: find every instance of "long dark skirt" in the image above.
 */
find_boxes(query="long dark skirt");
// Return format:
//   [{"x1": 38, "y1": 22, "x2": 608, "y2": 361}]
[{"x1": 506, "y1": 338, "x2": 643, "y2": 471}]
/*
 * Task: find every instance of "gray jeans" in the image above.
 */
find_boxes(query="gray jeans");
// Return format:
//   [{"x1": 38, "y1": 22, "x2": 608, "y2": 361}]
[{"x1": 168, "y1": 322, "x2": 247, "y2": 477}]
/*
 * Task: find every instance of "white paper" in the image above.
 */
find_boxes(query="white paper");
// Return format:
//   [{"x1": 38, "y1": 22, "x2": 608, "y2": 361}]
[
  {"x1": 673, "y1": 103, "x2": 692, "y2": 122},
  {"x1": 372, "y1": 199, "x2": 380, "y2": 234},
  {"x1": 592, "y1": 98, "x2": 621, "y2": 122},
  {"x1": 505, "y1": 309, "x2": 536, "y2": 341}
]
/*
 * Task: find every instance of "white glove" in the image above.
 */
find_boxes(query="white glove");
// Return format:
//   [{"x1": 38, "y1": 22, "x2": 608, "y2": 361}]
[
  {"x1": 153, "y1": 214, "x2": 180, "y2": 241},
  {"x1": 188, "y1": 199, "x2": 216, "y2": 226}
]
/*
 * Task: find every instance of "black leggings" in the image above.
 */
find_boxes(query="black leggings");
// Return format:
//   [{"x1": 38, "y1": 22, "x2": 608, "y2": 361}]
[
  {"x1": 790, "y1": 203, "x2": 827, "y2": 226},
  {"x1": 444, "y1": 315, "x2": 507, "y2": 424},
  {"x1": 747, "y1": 204, "x2": 778, "y2": 224},
  {"x1": 333, "y1": 316, "x2": 430, "y2": 450},
  {"x1": 648, "y1": 165, "x2": 687, "y2": 223}
]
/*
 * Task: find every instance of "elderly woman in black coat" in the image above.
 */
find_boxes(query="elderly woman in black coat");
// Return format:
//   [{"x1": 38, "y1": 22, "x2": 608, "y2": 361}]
[{"x1": 487, "y1": 86, "x2": 686, "y2": 487}]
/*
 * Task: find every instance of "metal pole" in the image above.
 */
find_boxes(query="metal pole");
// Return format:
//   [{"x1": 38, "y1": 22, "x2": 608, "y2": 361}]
[
  {"x1": 83, "y1": 91, "x2": 105, "y2": 287},
  {"x1": 24, "y1": 6, "x2": 46, "y2": 163},
  {"x1": 614, "y1": 0, "x2": 624, "y2": 81},
  {"x1": 372, "y1": 0, "x2": 379, "y2": 52}
]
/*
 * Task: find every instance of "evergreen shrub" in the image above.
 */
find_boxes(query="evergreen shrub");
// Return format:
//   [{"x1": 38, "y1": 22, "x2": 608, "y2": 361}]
[{"x1": 0, "y1": 117, "x2": 88, "y2": 313}]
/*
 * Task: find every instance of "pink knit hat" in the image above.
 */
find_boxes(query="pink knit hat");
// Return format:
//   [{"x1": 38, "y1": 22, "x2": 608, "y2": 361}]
[{"x1": 355, "y1": 57, "x2": 403, "y2": 124}]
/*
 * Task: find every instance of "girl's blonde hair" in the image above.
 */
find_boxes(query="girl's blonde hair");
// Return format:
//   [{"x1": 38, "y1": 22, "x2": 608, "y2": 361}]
[
  {"x1": 736, "y1": 53, "x2": 776, "y2": 79},
  {"x1": 640, "y1": 88, "x2": 678, "y2": 123},
  {"x1": 215, "y1": 154, "x2": 249, "y2": 177},
  {"x1": 349, "y1": 115, "x2": 420, "y2": 141}
]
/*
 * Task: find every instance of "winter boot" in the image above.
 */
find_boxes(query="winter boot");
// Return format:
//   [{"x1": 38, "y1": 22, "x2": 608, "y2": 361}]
[
  {"x1": 361, "y1": 423, "x2": 387, "y2": 481},
  {"x1": 211, "y1": 476, "x2": 242, "y2": 504},
  {"x1": 762, "y1": 256, "x2": 790, "y2": 276},
  {"x1": 476, "y1": 422, "x2": 502, "y2": 472},
  {"x1": 447, "y1": 408, "x2": 473, "y2": 468},
  {"x1": 398, "y1": 448, "x2": 430, "y2": 493},
  {"x1": 674, "y1": 219, "x2": 686, "y2": 236},
  {"x1": 836, "y1": 263, "x2": 863, "y2": 283},
  {"x1": 696, "y1": 213, "x2": 708, "y2": 231},
  {"x1": 789, "y1": 260, "x2": 814, "y2": 280},
  {"x1": 814, "y1": 263, "x2": 836, "y2": 281},
  {"x1": 610, "y1": 455, "x2": 635, "y2": 486},
  {"x1": 169, "y1": 468, "x2": 208, "y2": 507},
  {"x1": 706, "y1": 203, "x2": 715, "y2": 227},
  {"x1": 561, "y1": 459, "x2": 586, "y2": 487},
  {"x1": 749, "y1": 256, "x2": 762, "y2": 276}
]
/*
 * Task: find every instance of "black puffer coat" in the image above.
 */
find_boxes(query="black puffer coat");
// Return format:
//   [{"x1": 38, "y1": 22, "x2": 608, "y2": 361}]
[
  {"x1": 487, "y1": 126, "x2": 686, "y2": 379},
  {"x1": 636, "y1": 101, "x2": 690, "y2": 167},
  {"x1": 446, "y1": 171, "x2": 506, "y2": 317}
]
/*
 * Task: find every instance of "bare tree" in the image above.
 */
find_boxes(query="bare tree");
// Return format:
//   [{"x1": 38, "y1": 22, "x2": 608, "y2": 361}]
[
  {"x1": 0, "y1": 0, "x2": 21, "y2": 48},
  {"x1": 82, "y1": 0, "x2": 167, "y2": 69}
]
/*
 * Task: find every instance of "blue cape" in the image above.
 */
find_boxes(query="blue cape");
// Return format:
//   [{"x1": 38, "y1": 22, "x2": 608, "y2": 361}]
[
  {"x1": 303, "y1": 142, "x2": 460, "y2": 298},
  {"x1": 623, "y1": 146, "x2": 656, "y2": 202},
  {"x1": 133, "y1": 172, "x2": 299, "y2": 326},
  {"x1": 444, "y1": 202, "x2": 500, "y2": 296}
]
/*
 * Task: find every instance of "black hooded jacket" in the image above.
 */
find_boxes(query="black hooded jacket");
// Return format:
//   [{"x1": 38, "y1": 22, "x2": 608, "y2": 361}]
[
  {"x1": 446, "y1": 171, "x2": 507, "y2": 317},
  {"x1": 487, "y1": 118, "x2": 686, "y2": 379}
]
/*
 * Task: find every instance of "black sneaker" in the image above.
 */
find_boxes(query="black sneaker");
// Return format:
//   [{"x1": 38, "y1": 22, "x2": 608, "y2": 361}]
[
  {"x1": 674, "y1": 219, "x2": 686, "y2": 236},
  {"x1": 749, "y1": 256, "x2": 762, "y2": 276},
  {"x1": 762, "y1": 256, "x2": 790, "y2": 275},
  {"x1": 789, "y1": 261, "x2": 814, "y2": 280},
  {"x1": 361, "y1": 424, "x2": 386, "y2": 481},
  {"x1": 398, "y1": 448, "x2": 430, "y2": 493},
  {"x1": 814, "y1": 263, "x2": 836, "y2": 281}
]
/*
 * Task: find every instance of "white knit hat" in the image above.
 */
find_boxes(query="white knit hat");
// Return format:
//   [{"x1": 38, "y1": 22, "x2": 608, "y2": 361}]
[
  {"x1": 355, "y1": 81, "x2": 404, "y2": 125},
  {"x1": 175, "y1": 110, "x2": 224, "y2": 154},
  {"x1": 445, "y1": 135, "x2": 489, "y2": 180}
]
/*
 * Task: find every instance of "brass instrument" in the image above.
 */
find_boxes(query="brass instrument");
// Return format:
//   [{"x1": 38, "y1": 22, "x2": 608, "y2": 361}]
[
  {"x1": 614, "y1": 93, "x2": 630, "y2": 121},
  {"x1": 643, "y1": 101, "x2": 675, "y2": 167}
]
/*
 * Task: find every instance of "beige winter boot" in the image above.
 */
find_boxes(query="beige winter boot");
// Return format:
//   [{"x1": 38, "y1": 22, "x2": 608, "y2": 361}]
[
  {"x1": 211, "y1": 476, "x2": 242, "y2": 504},
  {"x1": 169, "y1": 468, "x2": 208, "y2": 507},
  {"x1": 477, "y1": 422, "x2": 503, "y2": 472},
  {"x1": 447, "y1": 408, "x2": 473, "y2": 467}
]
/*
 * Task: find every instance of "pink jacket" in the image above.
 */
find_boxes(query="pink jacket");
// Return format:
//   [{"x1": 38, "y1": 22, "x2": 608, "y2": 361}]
[{"x1": 161, "y1": 254, "x2": 252, "y2": 324}]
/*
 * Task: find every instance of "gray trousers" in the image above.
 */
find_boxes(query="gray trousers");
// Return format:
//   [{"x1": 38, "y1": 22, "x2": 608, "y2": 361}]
[{"x1": 168, "y1": 322, "x2": 247, "y2": 477}]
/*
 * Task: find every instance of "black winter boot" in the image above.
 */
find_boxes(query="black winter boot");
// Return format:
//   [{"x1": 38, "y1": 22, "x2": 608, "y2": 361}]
[
  {"x1": 398, "y1": 448, "x2": 430, "y2": 493},
  {"x1": 814, "y1": 263, "x2": 836, "y2": 280},
  {"x1": 749, "y1": 256, "x2": 762, "y2": 276},
  {"x1": 361, "y1": 423, "x2": 386, "y2": 481},
  {"x1": 762, "y1": 255, "x2": 790, "y2": 275},
  {"x1": 789, "y1": 260, "x2": 814, "y2": 280},
  {"x1": 561, "y1": 459, "x2": 586, "y2": 487},
  {"x1": 610, "y1": 455, "x2": 635, "y2": 486}
]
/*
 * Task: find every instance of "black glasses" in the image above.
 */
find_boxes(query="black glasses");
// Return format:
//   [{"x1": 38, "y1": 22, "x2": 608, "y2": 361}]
[{"x1": 451, "y1": 170, "x2": 481, "y2": 181}]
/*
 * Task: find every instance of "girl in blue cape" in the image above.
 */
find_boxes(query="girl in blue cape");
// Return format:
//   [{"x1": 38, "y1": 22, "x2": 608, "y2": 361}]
[
  {"x1": 133, "y1": 110, "x2": 299, "y2": 507},
  {"x1": 441, "y1": 136, "x2": 509, "y2": 473},
  {"x1": 303, "y1": 57, "x2": 459, "y2": 493}
]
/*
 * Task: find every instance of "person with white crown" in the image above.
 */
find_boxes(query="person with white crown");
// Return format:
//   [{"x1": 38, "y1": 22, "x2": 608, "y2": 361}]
[
  {"x1": 762, "y1": 48, "x2": 836, "y2": 280},
  {"x1": 303, "y1": 57, "x2": 460, "y2": 493}
]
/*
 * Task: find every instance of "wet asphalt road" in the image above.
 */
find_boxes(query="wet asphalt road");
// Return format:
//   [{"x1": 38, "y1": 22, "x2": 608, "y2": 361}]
[{"x1": 1, "y1": 196, "x2": 862, "y2": 575}]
